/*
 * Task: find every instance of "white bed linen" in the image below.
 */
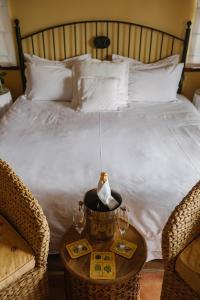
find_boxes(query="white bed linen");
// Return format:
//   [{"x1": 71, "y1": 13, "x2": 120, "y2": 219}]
[{"x1": 0, "y1": 95, "x2": 200, "y2": 261}]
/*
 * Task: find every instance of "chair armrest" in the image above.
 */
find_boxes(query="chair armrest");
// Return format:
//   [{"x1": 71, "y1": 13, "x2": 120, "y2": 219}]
[
  {"x1": 0, "y1": 160, "x2": 50, "y2": 267},
  {"x1": 162, "y1": 181, "x2": 200, "y2": 268}
]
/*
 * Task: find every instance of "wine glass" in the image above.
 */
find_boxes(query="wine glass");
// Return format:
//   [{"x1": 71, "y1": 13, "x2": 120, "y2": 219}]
[
  {"x1": 72, "y1": 201, "x2": 86, "y2": 251},
  {"x1": 117, "y1": 206, "x2": 129, "y2": 249},
  {"x1": 73, "y1": 201, "x2": 86, "y2": 235}
]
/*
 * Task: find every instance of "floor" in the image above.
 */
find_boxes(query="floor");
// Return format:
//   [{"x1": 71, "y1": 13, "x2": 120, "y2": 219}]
[
  {"x1": 139, "y1": 271, "x2": 163, "y2": 300},
  {"x1": 48, "y1": 255, "x2": 164, "y2": 300}
]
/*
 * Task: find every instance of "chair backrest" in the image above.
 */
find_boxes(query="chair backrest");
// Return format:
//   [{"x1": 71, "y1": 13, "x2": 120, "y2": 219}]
[
  {"x1": 0, "y1": 159, "x2": 50, "y2": 267},
  {"x1": 162, "y1": 181, "x2": 200, "y2": 268}
]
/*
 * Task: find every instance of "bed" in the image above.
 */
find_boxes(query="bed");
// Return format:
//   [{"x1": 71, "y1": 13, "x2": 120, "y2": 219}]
[{"x1": 1, "y1": 19, "x2": 197, "y2": 261}]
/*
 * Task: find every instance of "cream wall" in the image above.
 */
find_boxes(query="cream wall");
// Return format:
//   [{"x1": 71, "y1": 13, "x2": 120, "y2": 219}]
[
  {"x1": 183, "y1": 72, "x2": 200, "y2": 100},
  {"x1": 9, "y1": 0, "x2": 195, "y2": 36},
  {"x1": 4, "y1": 0, "x2": 199, "y2": 100}
]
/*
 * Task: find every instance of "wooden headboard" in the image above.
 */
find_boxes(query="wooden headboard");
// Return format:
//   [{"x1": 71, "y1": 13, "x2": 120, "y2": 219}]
[{"x1": 14, "y1": 19, "x2": 192, "y2": 92}]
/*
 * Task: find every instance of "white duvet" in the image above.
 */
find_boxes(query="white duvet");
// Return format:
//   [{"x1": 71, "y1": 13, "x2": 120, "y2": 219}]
[{"x1": 1, "y1": 95, "x2": 200, "y2": 261}]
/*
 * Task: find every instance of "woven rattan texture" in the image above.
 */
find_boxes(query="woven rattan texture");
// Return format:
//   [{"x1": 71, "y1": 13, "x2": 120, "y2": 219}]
[
  {"x1": 161, "y1": 180, "x2": 200, "y2": 300},
  {"x1": 65, "y1": 271, "x2": 140, "y2": 300},
  {"x1": 0, "y1": 159, "x2": 50, "y2": 300}
]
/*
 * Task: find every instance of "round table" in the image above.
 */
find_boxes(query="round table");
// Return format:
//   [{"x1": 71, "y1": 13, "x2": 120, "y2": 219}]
[{"x1": 60, "y1": 225, "x2": 147, "y2": 300}]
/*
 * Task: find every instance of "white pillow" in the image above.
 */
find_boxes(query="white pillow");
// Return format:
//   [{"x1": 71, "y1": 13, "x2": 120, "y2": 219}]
[
  {"x1": 72, "y1": 60, "x2": 129, "y2": 110},
  {"x1": 112, "y1": 54, "x2": 180, "y2": 68},
  {"x1": 79, "y1": 77, "x2": 120, "y2": 112},
  {"x1": 24, "y1": 53, "x2": 66, "y2": 67},
  {"x1": 24, "y1": 53, "x2": 91, "y2": 67},
  {"x1": 25, "y1": 63, "x2": 73, "y2": 101},
  {"x1": 112, "y1": 54, "x2": 143, "y2": 66},
  {"x1": 128, "y1": 63, "x2": 184, "y2": 102},
  {"x1": 24, "y1": 54, "x2": 92, "y2": 101}
]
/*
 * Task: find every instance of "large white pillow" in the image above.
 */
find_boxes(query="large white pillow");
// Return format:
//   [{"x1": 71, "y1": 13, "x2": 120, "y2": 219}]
[
  {"x1": 72, "y1": 60, "x2": 129, "y2": 110},
  {"x1": 112, "y1": 54, "x2": 180, "y2": 69},
  {"x1": 112, "y1": 54, "x2": 182, "y2": 102},
  {"x1": 25, "y1": 63, "x2": 73, "y2": 101},
  {"x1": 24, "y1": 53, "x2": 91, "y2": 67},
  {"x1": 128, "y1": 63, "x2": 184, "y2": 102},
  {"x1": 24, "y1": 54, "x2": 92, "y2": 101}
]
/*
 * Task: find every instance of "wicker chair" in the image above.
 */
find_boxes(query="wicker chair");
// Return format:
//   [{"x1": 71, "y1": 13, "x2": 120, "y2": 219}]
[
  {"x1": 0, "y1": 159, "x2": 50, "y2": 300},
  {"x1": 161, "y1": 181, "x2": 200, "y2": 300}
]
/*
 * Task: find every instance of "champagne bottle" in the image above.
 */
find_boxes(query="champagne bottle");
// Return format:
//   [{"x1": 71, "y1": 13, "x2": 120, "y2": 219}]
[{"x1": 97, "y1": 172, "x2": 119, "y2": 210}]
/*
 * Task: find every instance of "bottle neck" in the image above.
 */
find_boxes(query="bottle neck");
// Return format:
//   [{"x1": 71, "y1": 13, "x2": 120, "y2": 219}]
[{"x1": 100, "y1": 172, "x2": 108, "y2": 183}]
